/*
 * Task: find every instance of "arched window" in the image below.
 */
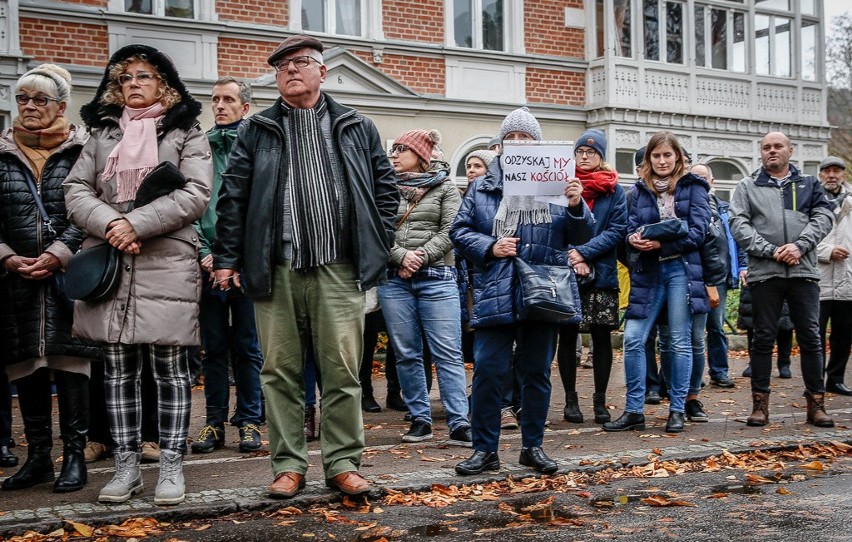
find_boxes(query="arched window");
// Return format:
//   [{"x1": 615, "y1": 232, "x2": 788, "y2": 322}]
[
  {"x1": 451, "y1": 137, "x2": 492, "y2": 188},
  {"x1": 705, "y1": 159, "x2": 748, "y2": 202}
]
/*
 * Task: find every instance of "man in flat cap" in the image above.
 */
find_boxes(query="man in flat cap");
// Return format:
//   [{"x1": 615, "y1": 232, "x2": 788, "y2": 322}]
[
  {"x1": 816, "y1": 156, "x2": 852, "y2": 396},
  {"x1": 213, "y1": 35, "x2": 399, "y2": 498}
]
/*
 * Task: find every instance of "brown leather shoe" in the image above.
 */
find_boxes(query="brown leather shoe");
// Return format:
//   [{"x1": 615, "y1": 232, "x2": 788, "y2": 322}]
[
  {"x1": 805, "y1": 393, "x2": 834, "y2": 428},
  {"x1": 268, "y1": 472, "x2": 305, "y2": 499},
  {"x1": 746, "y1": 391, "x2": 770, "y2": 426},
  {"x1": 325, "y1": 471, "x2": 371, "y2": 496}
]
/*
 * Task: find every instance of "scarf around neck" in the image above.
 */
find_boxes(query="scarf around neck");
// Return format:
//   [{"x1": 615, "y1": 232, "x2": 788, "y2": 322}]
[
  {"x1": 492, "y1": 157, "x2": 553, "y2": 237},
  {"x1": 101, "y1": 103, "x2": 167, "y2": 203},
  {"x1": 13, "y1": 115, "x2": 70, "y2": 180},
  {"x1": 396, "y1": 164, "x2": 449, "y2": 202},
  {"x1": 577, "y1": 167, "x2": 619, "y2": 211}
]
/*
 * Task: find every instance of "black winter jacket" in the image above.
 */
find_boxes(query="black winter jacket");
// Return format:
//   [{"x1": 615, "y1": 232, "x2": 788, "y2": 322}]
[
  {"x1": 214, "y1": 94, "x2": 399, "y2": 297},
  {"x1": 0, "y1": 128, "x2": 101, "y2": 365}
]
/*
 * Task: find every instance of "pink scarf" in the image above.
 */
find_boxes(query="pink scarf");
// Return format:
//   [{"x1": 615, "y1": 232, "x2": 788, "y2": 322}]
[{"x1": 101, "y1": 103, "x2": 167, "y2": 203}]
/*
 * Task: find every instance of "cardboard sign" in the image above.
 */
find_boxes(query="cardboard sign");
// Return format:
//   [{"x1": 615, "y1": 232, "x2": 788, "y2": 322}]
[{"x1": 502, "y1": 141, "x2": 576, "y2": 206}]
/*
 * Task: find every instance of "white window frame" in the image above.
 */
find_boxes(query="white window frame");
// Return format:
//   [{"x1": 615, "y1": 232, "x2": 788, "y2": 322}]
[
  {"x1": 107, "y1": 0, "x2": 215, "y2": 21},
  {"x1": 754, "y1": 9, "x2": 792, "y2": 78},
  {"x1": 288, "y1": 0, "x2": 383, "y2": 40},
  {"x1": 444, "y1": 0, "x2": 524, "y2": 54},
  {"x1": 693, "y1": 3, "x2": 748, "y2": 74},
  {"x1": 641, "y1": 0, "x2": 686, "y2": 65}
]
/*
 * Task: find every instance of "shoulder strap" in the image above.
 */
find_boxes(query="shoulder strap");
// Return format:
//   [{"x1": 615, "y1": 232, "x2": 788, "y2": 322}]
[{"x1": 21, "y1": 168, "x2": 56, "y2": 241}]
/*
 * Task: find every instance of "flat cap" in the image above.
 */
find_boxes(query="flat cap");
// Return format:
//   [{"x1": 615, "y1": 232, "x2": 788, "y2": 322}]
[
  {"x1": 819, "y1": 156, "x2": 846, "y2": 170},
  {"x1": 267, "y1": 35, "x2": 324, "y2": 67}
]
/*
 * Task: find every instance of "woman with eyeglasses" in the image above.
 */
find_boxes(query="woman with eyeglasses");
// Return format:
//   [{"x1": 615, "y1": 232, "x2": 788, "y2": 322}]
[
  {"x1": 0, "y1": 64, "x2": 102, "y2": 494},
  {"x1": 379, "y1": 130, "x2": 472, "y2": 446},
  {"x1": 556, "y1": 130, "x2": 626, "y2": 426},
  {"x1": 603, "y1": 131, "x2": 710, "y2": 434},
  {"x1": 64, "y1": 45, "x2": 211, "y2": 505}
]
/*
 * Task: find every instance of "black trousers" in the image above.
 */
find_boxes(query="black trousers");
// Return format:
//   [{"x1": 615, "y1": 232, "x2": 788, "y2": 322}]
[
  {"x1": 0, "y1": 370, "x2": 12, "y2": 446},
  {"x1": 819, "y1": 300, "x2": 852, "y2": 385},
  {"x1": 750, "y1": 278, "x2": 824, "y2": 394}
]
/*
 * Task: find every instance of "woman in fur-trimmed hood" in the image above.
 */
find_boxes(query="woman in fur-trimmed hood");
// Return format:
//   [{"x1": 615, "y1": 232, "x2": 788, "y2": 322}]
[{"x1": 64, "y1": 44, "x2": 212, "y2": 506}]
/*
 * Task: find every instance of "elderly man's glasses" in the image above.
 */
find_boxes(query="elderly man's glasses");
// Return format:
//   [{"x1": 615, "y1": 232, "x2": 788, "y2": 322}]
[
  {"x1": 117, "y1": 72, "x2": 158, "y2": 86},
  {"x1": 15, "y1": 94, "x2": 60, "y2": 107},
  {"x1": 274, "y1": 56, "x2": 319, "y2": 71},
  {"x1": 389, "y1": 144, "x2": 411, "y2": 156}
]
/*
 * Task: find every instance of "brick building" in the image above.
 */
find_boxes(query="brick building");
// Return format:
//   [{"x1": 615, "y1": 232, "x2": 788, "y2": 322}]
[{"x1": 0, "y1": 0, "x2": 830, "y2": 193}]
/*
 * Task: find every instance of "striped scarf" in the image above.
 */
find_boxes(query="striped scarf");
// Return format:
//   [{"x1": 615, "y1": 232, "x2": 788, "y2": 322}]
[{"x1": 285, "y1": 96, "x2": 343, "y2": 269}]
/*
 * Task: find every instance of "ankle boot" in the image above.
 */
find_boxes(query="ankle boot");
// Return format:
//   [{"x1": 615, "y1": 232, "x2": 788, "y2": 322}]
[
  {"x1": 54, "y1": 372, "x2": 89, "y2": 492},
  {"x1": 304, "y1": 405, "x2": 317, "y2": 442},
  {"x1": 592, "y1": 393, "x2": 611, "y2": 424},
  {"x1": 746, "y1": 391, "x2": 770, "y2": 426},
  {"x1": 563, "y1": 391, "x2": 583, "y2": 423},
  {"x1": 2, "y1": 372, "x2": 54, "y2": 490},
  {"x1": 99, "y1": 451, "x2": 143, "y2": 503},
  {"x1": 154, "y1": 449, "x2": 185, "y2": 505},
  {"x1": 805, "y1": 393, "x2": 834, "y2": 427}
]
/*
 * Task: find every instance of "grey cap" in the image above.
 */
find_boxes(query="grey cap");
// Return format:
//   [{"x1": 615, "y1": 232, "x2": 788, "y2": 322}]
[
  {"x1": 819, "y1": 156, "x2": 846, "y2": 171},
  {"x1": 267, "y1": 35, "x2": 324, "y2": 67}
]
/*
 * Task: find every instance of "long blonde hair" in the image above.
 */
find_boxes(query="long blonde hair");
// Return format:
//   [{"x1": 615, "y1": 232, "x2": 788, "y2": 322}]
[{"x1": 638, "y1": 131, "x2": 687, "y2": 195}]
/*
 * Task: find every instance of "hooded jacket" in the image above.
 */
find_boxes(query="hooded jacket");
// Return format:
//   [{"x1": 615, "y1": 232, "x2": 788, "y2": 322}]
[
  {"x1": 0, "y1": 126, "x2": 102, "y2": 365},
  {"x1": 64, "y1": 44, "x2": 212, "y2": 346},
  {"x1": 817, "y1": 181, "x2": 852, "y2": 301},
  {"x1": 729, "y1": 164, "x2": 833, "y2": 284}
]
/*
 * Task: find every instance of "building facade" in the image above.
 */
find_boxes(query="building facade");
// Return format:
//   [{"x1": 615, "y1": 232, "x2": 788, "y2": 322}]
[{"x1": 1, "y1": 0, "x2": 830, "y2": 194}]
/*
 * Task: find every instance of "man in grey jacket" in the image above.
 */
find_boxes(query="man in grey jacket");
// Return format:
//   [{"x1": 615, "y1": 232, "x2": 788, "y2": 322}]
[{"x1": 729, "y1": 132, "x2": 834, "y2": 428}]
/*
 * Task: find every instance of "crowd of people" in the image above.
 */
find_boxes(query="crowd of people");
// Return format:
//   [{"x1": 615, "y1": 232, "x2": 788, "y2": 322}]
[{"x1": 0, "y1": 35, "x2": 849, "y2": 504}]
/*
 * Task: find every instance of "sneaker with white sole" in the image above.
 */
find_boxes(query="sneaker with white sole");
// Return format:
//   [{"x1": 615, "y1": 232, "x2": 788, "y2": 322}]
[
  {"x1": 447, "y1": 425, "x2": 472, "y2": 447},
  {"x1": 401, "y1": 421, "x2": 433, "y2": 443}
]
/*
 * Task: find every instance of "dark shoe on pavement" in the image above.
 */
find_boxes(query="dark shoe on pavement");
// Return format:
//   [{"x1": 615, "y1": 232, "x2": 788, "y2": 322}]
[
  {"x1": 304, "y1": 405, "x2": 318, "y2": 442},
  {"x1": 644, "y1": 391, "x2": 661, "y2": 405},
  {"x1": 563, "y1": 391, "x2": 583, "y2": 423},
  {"x1": 805, "y1": 393, "x2": 834, "y2": 427},
  {"x1": 826, "y1": 381, "x2": 852, "y2": 396},
  {"x1": 361, "y1": 395, "x2": 382, "y2": 413},
  {"x1": 448, "y1": 425, "x2": 472, "y2": 447},
  {"x1": 455, "y1": 450, "x2": 500, "y2": 475},
  {"x1": 685, "y1": 399, "x2": 709, "y2": 422},
  {"x1": 778, "y1": 364, "x2": 792, "y2": 379},
  {"x1": 742, "y1": 365, "x2": 752, "y2": 378},
  {"x1": 665, "y1": 411, "x2": 685, "y2": 433},
  {"x1": 191, "y1": 425, "x2": 224, "y2": 454},
  {"x1": 592, "y1": 392, "x2": 611, "y2": 424},
  {"x1": 401, "y1": 421, "x2": 433, "y2": 443},
  {"x1": 710, "y1": 375, "x2": 736, "y2": 388},
  {"x1": 268, "y1": 471, "x2": 305, "y2": 499},
  {"x1": 2, "y1": 451, "x2": 54, "y2": 490},
  {"x1": 747, "y1": 391, "x2": 770, "y2": 426},
  {"x1": 238, "y1": 424, "x2": 262, "y2": 452},
  {"x1": 0, "y1": 445, "x2": 18, "y2": 468},
  {"x1": 386, "y1": 392, "x2": 407, "y2": 412},
  {"x1": 326, "y1": 471, "x2": 371, "y2": 496},
  {"x1": 519, "y1": 446, "x2": 558, "y2": 474},
  {"x1": 603, "y1": 412, "x2": 646, "y2": 432}
]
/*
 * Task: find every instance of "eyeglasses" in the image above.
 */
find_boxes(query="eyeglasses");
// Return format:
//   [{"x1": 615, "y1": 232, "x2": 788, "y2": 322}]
[
  {"x1": 117, "y1": 72, "x2": 159, "y2": 86},
  {"x1": 274, "y1": 56, "x2": 319, "y2": 71},
  {"x1": 15, "y1": 94, "x2": 61, "y2": 107},
  {"x1": 389, "y1": 144, "x2": 411, "y2": 156},
  {"x1": 574, "y1": 148, "x2": 598, "y2": 158}
]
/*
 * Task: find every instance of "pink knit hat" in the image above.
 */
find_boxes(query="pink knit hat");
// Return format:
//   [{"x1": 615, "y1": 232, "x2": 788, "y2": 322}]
[{"x1": 394, "y1": 129, "x2": 441, "y2": 164}]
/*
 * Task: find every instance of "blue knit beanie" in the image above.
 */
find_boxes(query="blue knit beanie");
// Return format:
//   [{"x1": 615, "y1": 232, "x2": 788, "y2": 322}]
[{"x1": 576, "y1": 129, "x2": 607, "y2": 159}]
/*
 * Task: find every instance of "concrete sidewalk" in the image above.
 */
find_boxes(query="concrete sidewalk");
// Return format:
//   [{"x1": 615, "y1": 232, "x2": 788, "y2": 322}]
[{"x1": 1, "y1": 351, "x2": 850, "y2": 536}]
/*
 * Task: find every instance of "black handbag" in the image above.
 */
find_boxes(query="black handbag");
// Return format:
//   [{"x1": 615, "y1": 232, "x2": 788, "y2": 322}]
[
  {"x1": 637, "y1": 218, "x2": 688, "y2": 241},
  {"x1": 65, "y1": 242, "x2": 120, "y2": 302},
  {"x1": 513, "y1": 258, "x2": 582, "y2": 324}
]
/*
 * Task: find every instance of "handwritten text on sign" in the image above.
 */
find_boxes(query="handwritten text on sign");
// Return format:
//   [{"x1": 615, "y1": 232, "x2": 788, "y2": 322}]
[{"x1": 502, "y1": 141, "x2": 575, "y2": 205}]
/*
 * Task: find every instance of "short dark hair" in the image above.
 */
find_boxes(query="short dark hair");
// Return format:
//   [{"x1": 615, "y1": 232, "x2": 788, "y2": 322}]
[{"x1": 213, "y1": 77, "x2": 251, "y2": 105}]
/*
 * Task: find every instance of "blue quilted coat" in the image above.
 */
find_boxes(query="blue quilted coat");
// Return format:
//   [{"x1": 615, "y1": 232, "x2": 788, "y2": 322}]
[
  {"x1": 450, "y1": 160, "x2": 594, "y2": 328},
  {"x1": 625, "y1": 173, "x2": 711, "y2": 319}
]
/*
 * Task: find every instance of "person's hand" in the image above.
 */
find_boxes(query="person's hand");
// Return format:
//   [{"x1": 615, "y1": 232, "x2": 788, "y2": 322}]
[
  {"x1": 106, "y1": 218, "x2": 141, "y2": 254},
  {"x1": 628, "y1": 231, "x2": 661, "y2": 252},
  {"x1": 565, "y1": 178, "x2": 583, "y2": 207},
  {"x1": 739, "y1": 269, "x2": 748, "y2": 287},
  {"x1": 3, "y1": 255, "x2": 38, "y2": 277},
  {"x1": 830, "y1": 246, "x2": 850, "y2": 261},
  {"x1": 401, "y1": 250, "x2": 425, "y2": 274},
  {"x1": 706, "y1": 285, "x2": 720, "y2": 309},
  {"x1": 568, "y1": 249, "x2": 585, "y2": 266},
  {"x1": 214, "y1": 269, "x2": 241, "y2": 290},
  {"x1": 573, "y1": 261, "x2": 591, "y2": 277},
  {"x1": 398, "y1": 268, "x2": 413, "y2": 279},
  {"x1": 774, "y1": 243, "x2": 801, "y2": 266},
  {"x1": 492, "y1": 237, "x2": 519, "y2": 258},
  {"x1": 17, "y1": 253, "x2": 61, "y2": 280},
  {"x1": 200, "y1": 254, "x2": 214, "y2": 273}
]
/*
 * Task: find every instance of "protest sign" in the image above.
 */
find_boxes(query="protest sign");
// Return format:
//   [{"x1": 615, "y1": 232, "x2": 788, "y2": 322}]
[{"x1": 502, "y1": 141, "x2": 575, "y2": 206}]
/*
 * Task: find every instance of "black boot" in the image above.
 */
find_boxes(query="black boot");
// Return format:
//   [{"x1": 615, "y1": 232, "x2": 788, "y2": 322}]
[
  {"x1": 2, "y1": 371, "x2": 54, "y2": 490},
  {"x1": 562, "y1": 391, "x2": 583, "y2": 423},
  {"x1": 54, "y1": 372, "x2": 89, "y2": 493},
  {"x1": 592, "y1": 393, "x2": 611, "y2": 424}
]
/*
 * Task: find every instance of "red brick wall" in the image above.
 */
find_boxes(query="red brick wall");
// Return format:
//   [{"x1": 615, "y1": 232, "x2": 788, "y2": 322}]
[
  {"x1": 383, "y1": 0, "x2": 443, "y2": 43},
  {"x1": 525, "y1": 0, "x2": 585, "y2": 58},
  {"x1": 526, "y1": 68, "x2": 585, "y2": 106},
  {"x1": 218, "y1": 38, "x2": 276, "y2": 79},
  {"x1": 216, "y1": 0, "x2": 288, "y2": 26},
  {"x1": 20, "y1": 18, "x2": 109, "y2": 67},
  {"x1": 354, "y1": 51, "x2": 444, "y2": 95}
]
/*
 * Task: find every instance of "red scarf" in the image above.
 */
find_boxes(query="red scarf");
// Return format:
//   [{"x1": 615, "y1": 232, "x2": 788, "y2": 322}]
[{"x1": 577, "y1": 168, "x2": 619, "y2": 210}]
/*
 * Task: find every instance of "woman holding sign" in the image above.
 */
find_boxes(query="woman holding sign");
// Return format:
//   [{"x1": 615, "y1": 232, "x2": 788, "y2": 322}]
[
  {"x1": 557, "y1": 129, "x2": 627, "y2": 425},
  {"x1": 451, "y1": 107, "x2": 594, "y2": 476},
  {"x1": 604, "y1": 131, "x2": 710, "y2": 434}
]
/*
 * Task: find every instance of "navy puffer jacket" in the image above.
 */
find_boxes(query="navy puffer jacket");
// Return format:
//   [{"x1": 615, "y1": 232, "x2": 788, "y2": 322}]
[
  {"x1": 450, "y1": 160, "x2": 594, "y2": 328},
  {"x1": 625, "y1": 174, "x2": 711, "y2": 319},
  {"x1": 569, "y1": 183, "x2": 627, "y2": 290}
]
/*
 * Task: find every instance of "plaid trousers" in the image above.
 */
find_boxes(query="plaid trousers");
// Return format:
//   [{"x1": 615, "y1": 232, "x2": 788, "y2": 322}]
[{"x1": 103, "y1": 343, "x2": 192, "y2": 455}]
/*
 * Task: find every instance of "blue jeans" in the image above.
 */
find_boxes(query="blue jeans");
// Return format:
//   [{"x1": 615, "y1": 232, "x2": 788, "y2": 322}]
[
  {"x1": 199, "y1": 272, "x2": 264, "y2": 428},
  {"x1": 623, "y1": 260, "x2": 693, "y2": 413},
  {"x1": 471, "y1": 322, "x2": 558, "y2": 452},
  {"x1": 660, "y1": 311, "x2": 708, "y2": 397},
  {"x1": 379, "y1": 275, "x2": 469, "y2": 431},
  {"x1": 705, "y1": 282, "x2": 730, "y2": 380}
]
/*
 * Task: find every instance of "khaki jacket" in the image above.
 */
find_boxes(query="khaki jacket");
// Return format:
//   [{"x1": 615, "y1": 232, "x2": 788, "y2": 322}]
[{"x1": 817, "y1": 182, "x2": 852, "y2": 302}]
